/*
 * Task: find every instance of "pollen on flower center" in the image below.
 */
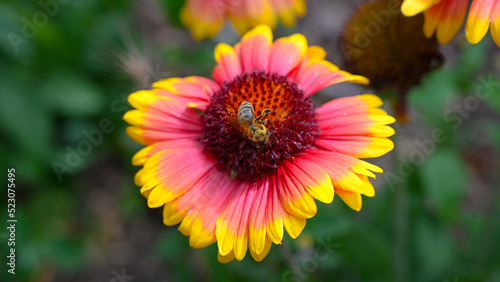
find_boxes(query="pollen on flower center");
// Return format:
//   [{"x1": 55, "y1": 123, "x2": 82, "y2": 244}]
[{"x1": 202, "y1": 71, "x2": 320, "y2": 181}]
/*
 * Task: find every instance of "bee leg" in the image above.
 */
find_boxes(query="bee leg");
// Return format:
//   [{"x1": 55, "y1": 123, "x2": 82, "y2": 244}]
[
  {"x1": 268, "y1": 119, "x2": 276, "y2": 130},
  {"x1": 256, "y1": 108, "x2": 273, "y2": 124}
]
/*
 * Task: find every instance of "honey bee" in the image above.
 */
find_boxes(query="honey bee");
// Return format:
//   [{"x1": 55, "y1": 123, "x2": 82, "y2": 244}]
[{"x1": 227, "y1": 101, "x2": 272, "y2": 143}]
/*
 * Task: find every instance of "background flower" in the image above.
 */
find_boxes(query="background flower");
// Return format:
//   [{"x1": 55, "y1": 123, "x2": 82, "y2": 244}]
[
  {"x1": 181, "y1": 0, "x2": 306, "y2": 40},
  {"x1": 402, "y1": 0, "x2": 500, "y2": 46},
  {"x1": 340, "y1": 0, "x2": 443, "y2": 123},
  {"x1": 125, "y1": 25, "x2": 395, "y2": 262}
]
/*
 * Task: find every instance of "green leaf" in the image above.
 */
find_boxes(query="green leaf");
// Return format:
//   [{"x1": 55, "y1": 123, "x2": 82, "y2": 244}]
[
  {"x1": 408, "y1": 68, "x2": 460, "y2": 126},
  {"x1": 459, "y1": 39, "x2": 488, "y2": 74},
  {"x1": 414, "y1": 218, "x2": 456, "y2": 280},
  {"x1": 40, "y1": 69, "x2": 105, "y2": 117},
  {"x1": 336, "y1": 226, "x2": 392, "y2": 279},
  {"x1": 0, "y1": 76, "x2": 53, "y2": 160},
  {"x1": 159, "y1": 0, "x2": 185, "y2": 27},
  {"x1": 0, "y1": 4, "x2": 36, "y2": 62},
  {"x1": 475, "y1": 74, "x2": 500, "y2": 113},
  {"x1": 420, "y1": 148, "x2": 468, "y2": 221}
]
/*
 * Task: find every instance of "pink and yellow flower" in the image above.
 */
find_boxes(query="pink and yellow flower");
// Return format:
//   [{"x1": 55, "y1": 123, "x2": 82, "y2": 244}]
[
  {"x1": 181, "y1": 0, "x2": 306, "y2": 40},
  {"x1": 401, "y1": 0, "x2": 500, "y2": 46},
  {"x1": 124, "y1": 25, "x2": 395, "y2": 262}
]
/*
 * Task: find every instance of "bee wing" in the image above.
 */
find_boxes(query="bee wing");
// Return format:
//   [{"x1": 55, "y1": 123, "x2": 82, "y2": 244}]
[{"x1": 227, "y1": 115, "x2": 244, "y2": 133}]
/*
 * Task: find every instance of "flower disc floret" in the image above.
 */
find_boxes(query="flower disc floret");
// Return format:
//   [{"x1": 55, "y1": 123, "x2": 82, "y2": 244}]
[{"x1": 202, "y1": 71, "x2": 320, "y2": 180}]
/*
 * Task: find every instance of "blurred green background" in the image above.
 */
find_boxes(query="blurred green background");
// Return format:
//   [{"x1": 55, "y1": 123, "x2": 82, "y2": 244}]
[{"x1": 1, "y1": 0, "x2": 500, "y2": 281}]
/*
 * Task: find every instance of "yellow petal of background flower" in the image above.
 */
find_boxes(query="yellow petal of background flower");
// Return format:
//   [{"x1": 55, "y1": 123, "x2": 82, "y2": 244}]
[
  {"x1": 435, "y1": 0, "x2": 469, "y2": 44},
  {"x1": 466, "y1": 0, "x2": 494, "y2": 44},
  {"x1": 401, "y1": 0, "x2": 441, "y2": 16}
]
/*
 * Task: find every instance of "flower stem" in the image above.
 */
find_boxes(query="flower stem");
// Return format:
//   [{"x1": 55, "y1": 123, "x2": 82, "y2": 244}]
[{"x1": 394, "y1": 133, "x2": 409, "y2": 282}]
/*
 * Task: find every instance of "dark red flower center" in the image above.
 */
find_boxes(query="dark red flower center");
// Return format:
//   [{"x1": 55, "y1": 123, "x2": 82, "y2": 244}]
[{"x1": 202, "y1": 71, "x2": 320, "y2": 180}]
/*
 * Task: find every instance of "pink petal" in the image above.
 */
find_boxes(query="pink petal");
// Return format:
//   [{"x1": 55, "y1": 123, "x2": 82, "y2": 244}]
[
  {"x1": 248, "y1": 179, "x2": 270, "y2": 256},
  {"x1": 277, "y1": 165, "x2": 318, "y2": 219},
  {"x1": 137, "y1": 140, "x2": 216, "y2": 208},
  {"x1": 268, "y1": 33, "x2": 308, "y2": 75},
  {"x1": 213, "y1": 44, "x2": 243, "y2": 86},
  {"x1": 153, "y1": 76, "x2": 218, "y2": 108},
  {"x1": 164, "y1": 167, "x2": 236, "y2": 249},
  {"x1": 239, "y1": 25, "x2": 273, "y2": 72}
]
